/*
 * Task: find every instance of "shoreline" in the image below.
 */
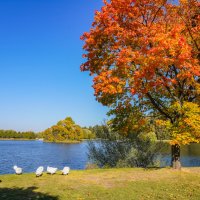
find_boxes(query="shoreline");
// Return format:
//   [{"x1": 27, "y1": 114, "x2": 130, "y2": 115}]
[
  {"x1": 43, "y1": 140, "x2": 81, "y2": 144},
  {"x1": 1, "y1": 166, "x2": 200, "y2": 176},
  {"x1": 0, "y1": 138, "x2": 37, "y2": 141},
  {"x1": 0, "y1": 138, "x2": 85, "y2": 144}
]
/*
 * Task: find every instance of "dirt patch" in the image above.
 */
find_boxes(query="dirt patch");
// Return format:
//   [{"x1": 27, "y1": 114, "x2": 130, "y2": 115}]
[
  {"x1": 181, "y1": 167, "x2": 200, "y2": 174},
  {"x1": 72, "y1": 168, "x2": 183, "y2": 188}
]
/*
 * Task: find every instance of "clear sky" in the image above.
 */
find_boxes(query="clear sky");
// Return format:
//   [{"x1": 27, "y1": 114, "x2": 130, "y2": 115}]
[{"x1": 0, "y1": 0, "x2": 108, "y2": 132}]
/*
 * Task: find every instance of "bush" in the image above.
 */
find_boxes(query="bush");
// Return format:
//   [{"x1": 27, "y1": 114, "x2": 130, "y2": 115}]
[
  {"x1": 87, "y1": 130, "x2": 164, "y2": 168},
  {"x1": 87, "y1": 139, "x2": 132, "y2": 168},
  {"x1": 85, "y1": 163, "x2": 99, "y2": 170},
  {"x1": 138, "y1": 131, "x2": 157, "y2": 142}
]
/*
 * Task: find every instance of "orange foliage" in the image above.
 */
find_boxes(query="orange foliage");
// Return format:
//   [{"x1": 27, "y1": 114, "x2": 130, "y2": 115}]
[{"x1": 81, "y1": 0, "x2": 200, "y2": 145}]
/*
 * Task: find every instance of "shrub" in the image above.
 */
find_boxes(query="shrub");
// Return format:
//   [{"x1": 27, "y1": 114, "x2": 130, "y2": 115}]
[
  {"x1": 87, "y1": 131, "x2": 164, "y2": 168},
  {"x1": 85, "y1": 163, "x2": 99, "y2": 170}
]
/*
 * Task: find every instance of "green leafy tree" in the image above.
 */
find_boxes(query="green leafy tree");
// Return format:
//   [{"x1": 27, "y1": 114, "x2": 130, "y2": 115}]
[{"x1": 42, "y1": 117, "x2": 88, "y2": 142}]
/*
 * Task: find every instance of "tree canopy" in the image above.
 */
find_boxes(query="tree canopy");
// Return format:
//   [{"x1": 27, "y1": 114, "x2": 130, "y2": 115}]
[
  {"x1": 81, "y1": 0, "x2": 200, "y2": 145},
  {"x1": 0, "y1": 130, "x2": 37, "y2": 139},
  {"x1": 42, "y1": 117, "x2": 95, "y2": 142}
]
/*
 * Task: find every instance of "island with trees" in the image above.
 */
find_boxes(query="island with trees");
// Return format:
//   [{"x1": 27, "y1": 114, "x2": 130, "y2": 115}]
[
  {"x1": 0, "y1": 117, "x2": 95, "y2": 142},
  {"x1": 42, "y1": 117, "x2": 95, "y2": 143}
]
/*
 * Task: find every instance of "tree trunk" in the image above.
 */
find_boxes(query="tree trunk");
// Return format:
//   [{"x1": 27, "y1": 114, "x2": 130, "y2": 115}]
[{"x1": 171, "y1": 144, "x2": 181, "y2": 169}]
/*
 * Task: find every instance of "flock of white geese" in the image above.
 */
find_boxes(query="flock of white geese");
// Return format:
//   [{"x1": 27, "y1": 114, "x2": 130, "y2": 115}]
[{"x1": 13, "y1": 165, "x2": 70, "y2": 176}]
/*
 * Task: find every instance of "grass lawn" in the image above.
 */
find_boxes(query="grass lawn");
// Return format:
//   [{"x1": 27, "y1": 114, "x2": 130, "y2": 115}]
[{"x1": 0, "y1": 168, "x2": 200, "y2": 200}]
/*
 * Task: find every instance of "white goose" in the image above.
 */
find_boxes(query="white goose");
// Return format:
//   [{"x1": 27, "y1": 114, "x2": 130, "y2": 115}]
[
  {"x1": 62, "y1": 167, "x2": 70, "y2": 175},
  {"x1": 47, "y1": 166, "x2": 57, "y2": 175},
  {"x1": 13, "y1": 165, "x2": 22, "y2": 175},
  {"x1": 35, "y1": 166, "x2": 44, "y2": 177}
]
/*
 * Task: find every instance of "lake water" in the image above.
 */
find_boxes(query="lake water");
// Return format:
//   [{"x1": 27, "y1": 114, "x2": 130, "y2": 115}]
[
  {"x1": 160, "y1": 143, "x2": 200, "y2": 167},
  {"x1": 0, "y1": 140, "x2": 200, "y2": 174},
  {"x1": 0, "y1": 140, "x2": 88, "y2": 175}
]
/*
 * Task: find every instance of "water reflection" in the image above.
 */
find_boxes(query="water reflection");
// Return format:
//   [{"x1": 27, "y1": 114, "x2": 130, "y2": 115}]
[{"x1": 160, "y1": 143, "x2": 200, "y2": 167}]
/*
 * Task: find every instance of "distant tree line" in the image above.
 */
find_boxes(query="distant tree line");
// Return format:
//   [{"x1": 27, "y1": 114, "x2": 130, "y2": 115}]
[
  {"x1": 0, "y1": 130, "x2": 37, "y2": 139},
  {"x1": 42, "y1": 117, "x2": 95, "y2": 142}
]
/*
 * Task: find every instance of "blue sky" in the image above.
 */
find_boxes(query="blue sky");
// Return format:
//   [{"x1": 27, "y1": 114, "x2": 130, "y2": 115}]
[{"x1": 0, "y1": 0, "x2": 108, "y2": 132}]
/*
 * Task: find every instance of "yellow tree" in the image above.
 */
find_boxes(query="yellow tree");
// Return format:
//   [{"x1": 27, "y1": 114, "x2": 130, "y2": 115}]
[{"x1": 43, "y1": 117, "x2": 84, "y2": 142}]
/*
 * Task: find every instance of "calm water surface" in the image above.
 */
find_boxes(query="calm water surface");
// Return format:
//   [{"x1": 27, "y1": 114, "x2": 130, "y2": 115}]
[
  {"x1": 0, "y1": 140, "x2": 88, "y2": 174},
  {"x1": 0, "y1": 140, "x2": 199, "y2": 174},
  {"x1": 160, "y1": 143, "x2": 200, "y2": 167}
]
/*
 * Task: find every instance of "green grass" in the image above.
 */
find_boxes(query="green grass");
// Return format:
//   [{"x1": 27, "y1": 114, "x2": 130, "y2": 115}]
[{"x1": 0, "y1": 168, "x2": 200, "y2": 200}]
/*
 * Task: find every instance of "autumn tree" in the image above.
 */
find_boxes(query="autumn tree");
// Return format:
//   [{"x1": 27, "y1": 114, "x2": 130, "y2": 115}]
[
  {"x1": 43, "y1": 117, "x2": 85, "y2": 142},
  {"x1": 81, "y1": 0, "x2": 200, "y2": 168}
]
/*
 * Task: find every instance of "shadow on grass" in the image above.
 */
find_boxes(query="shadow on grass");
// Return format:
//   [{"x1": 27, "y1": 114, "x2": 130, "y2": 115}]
[
  {"x1": 0, "y1": 186, "x2": 58, "y2": 200},
  {"x1": 143, "y1": 167, "x2": 163, "y2": 171}
]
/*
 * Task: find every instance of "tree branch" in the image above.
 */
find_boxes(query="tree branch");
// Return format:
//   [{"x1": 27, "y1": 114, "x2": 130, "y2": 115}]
[{"x1": 146, "y1": 92, "x2": 174, "y2": 123}]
